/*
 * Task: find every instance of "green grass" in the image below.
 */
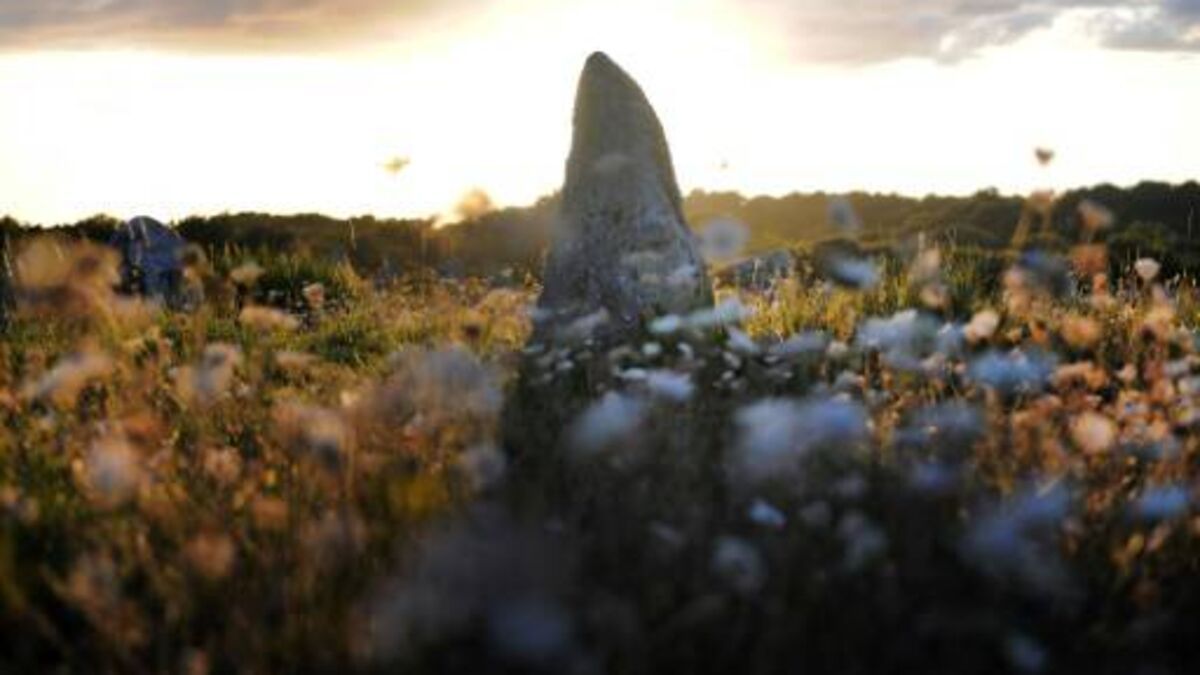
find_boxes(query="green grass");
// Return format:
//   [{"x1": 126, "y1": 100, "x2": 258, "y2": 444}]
[{"x1": 2, "y1": 235, "x2": 1200, "y2": 673}]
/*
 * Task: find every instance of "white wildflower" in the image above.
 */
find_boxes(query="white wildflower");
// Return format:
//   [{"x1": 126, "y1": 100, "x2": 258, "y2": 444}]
[
  {"x1": 229, "y1": 261, "x2": 264, "y2": 286},
  {"x1": 856, "y1": 310, "x2": 939, "y2": 371},
  {"x1": 1131, "y1": 485, "x2": 1191, "y2": 521},
  {"x1": 827, "y1": 254, "x2": 879, "y2": 290},
  {"x1": 688, "y1": 298, "x2": 754, "y2": 330},
  {"x1": 239, "y1": 305, "x2": 300, "y2": 332},
  {"x1": 561, "y1": 309, "x2": 609, "y2": 341},
  {"x1": 178, "y1": 343, "x2": 242, "y2": 405},
  {"x1": 968, "y1": 349, "x2": 1057, "y2": 395},
  {"x1": 666, "y1": 264, "x2": 700, "y2": 288},
  {"x1": 644, "y1": 370, "x2": 695, "y2": 403},
  {"x1": 1134, "y1": 257, "x2": 1161, "y2": 283},
  {"x1": 649, "y1": 314, "x2": 683, "y2": 335},
  {"x1": 748, "y1": 499, "x2": 787, "y2": 529},
  {"x1": 569, "y1": 393, "x2": 647, "y2": 458},
  {"x1": 964, "y1": 309, "x2": 1000, "y2": 343},
  {"x1": 962, "y1": 482, "x2": 1073, "y2": 595},
  {"x1": 769, "y1": 331, "x2": 829, "y2": 359},
  {"x1": 1069, "y1": 412, "x2": 1117, "y2": 455},
  {"x1": 837, "y1": 511, "x2": 888, "y2": 571},
  {"x1": 908, "y1": 462, "x2": 959, "y2": 495},
  {"x1": 826, "y1": 340, "x2": 850, "y2": 360},
  {"x1": 486, "y1": 597, "x2": 573, "y2": 666},
  {"x1": 275, "y1": 403, "x2": 350, "y2": 470},
  {"x1": 24, "y1": 350, "x2": 114, "y2": 405},
  {"x1": 711, "y1": 536, "x2": 766, "y2": 595},
  {"x1": 732, "y1": 397, "x2": 868, "y2": 484},
  {"x1": 699, "y1": 218, "x2": 749, "y2": 263},
  {"x1": 799, "y1": 501, "x2": 834, "y2": 528},
  {"x1": 618, "y1": 368, "x2": 648, "y2": 382},
  {"x1": 84, "y1": 436, "x2": 142, "y2": 506}
]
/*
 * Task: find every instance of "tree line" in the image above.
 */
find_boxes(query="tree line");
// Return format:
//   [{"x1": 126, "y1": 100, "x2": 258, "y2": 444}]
[{"x1": 3, "y1": 180, "x2": 1198, "y2": 280}]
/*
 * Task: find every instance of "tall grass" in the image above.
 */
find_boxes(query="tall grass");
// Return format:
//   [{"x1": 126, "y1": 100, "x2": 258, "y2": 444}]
[{"x1": 3, "y1": 226, "x2": 1200, "y2": 673}]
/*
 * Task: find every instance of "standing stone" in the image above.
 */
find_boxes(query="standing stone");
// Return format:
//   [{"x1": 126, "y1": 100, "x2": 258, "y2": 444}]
[
  {"x1": 110, "y1": 216, "x2": 185, "y2": 300},
  {"x1": 535, "y1": 52, "x2": 712, "y2": 343}
]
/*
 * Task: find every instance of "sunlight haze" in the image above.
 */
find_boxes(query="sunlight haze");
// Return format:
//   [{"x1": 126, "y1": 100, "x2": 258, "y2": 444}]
[{"x1": 0, "y1": 0, "x2": 1197, "y2": 224}]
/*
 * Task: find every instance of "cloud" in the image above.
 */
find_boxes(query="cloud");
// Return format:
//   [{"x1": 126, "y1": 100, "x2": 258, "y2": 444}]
[
  {"x1": 0, "y1": 0, "x2": 470, "y2": 51},
  {"x1": 0, "y1": 0, "x2": 1196, "y2": 59},
  {"x1": 741, "y1": 0, "x2": 1200, "y2": 64},
  {"x1": 1093, "y1": 0, "x2": 1200, "y2": 51}
]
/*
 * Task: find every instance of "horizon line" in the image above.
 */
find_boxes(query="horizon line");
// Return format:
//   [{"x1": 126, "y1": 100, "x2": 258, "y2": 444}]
[{"x1": 3, "y1": 177, "x2": 1198, "y2": 229}]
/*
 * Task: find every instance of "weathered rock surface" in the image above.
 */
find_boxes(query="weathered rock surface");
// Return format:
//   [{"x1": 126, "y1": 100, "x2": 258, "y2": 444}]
[
  {"x1": 110, "y1": 216, "x2": 185, "y2": 298},
  {"x1": 535, "y1": 52, "x2": 712, "y2": 343}
]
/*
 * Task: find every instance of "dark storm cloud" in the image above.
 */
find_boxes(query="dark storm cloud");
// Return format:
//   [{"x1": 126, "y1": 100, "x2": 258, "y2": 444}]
[
  {"x1": 0, "y1": 0, "x2": 470, "y2": 51},
  {"x1": 743, "y1": 0, "x2": 1199, "y2": 63}
]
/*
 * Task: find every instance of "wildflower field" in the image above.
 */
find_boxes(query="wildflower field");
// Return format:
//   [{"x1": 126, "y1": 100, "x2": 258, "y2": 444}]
[{"x1": 4, "y1": 203, "x2": 1200, "y2": 673}]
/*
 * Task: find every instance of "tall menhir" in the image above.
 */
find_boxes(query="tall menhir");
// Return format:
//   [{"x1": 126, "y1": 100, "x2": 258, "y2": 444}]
[{"x1": 535, "y1": 52, "x2": 713, "y2": 343}]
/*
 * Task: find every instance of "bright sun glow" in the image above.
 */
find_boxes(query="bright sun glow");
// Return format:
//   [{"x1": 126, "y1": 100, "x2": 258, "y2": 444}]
[{"x1": 0, "y1": 1, "x2": 1196, "y2": 224}]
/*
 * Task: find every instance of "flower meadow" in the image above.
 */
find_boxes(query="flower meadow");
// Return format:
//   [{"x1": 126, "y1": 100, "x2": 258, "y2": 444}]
[{"x1": 5, "y1": 198, "x2": 1200, "y2": 673}]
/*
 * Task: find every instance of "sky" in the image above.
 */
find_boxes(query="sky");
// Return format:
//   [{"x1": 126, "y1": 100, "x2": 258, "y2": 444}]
[{"x1": 0, "y1": 0, "x2": 1197, "y2": 225}]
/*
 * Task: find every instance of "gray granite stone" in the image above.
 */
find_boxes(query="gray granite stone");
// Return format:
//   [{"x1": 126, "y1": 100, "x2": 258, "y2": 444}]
[
  {"x1": 110, "y1": 216, "x2": 185, "y2": 299},
  {"x1": 535, "y1": 52, "x2": 712, "y2": 343}
]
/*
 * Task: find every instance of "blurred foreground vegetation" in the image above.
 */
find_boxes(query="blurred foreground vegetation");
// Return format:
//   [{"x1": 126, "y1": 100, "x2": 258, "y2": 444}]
[{"x1": 2, "y1": 184, "x2": 1200, "y2": 673}]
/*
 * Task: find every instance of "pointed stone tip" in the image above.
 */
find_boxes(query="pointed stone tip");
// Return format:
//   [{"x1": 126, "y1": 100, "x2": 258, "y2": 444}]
[
  {"x1": 581, "y1": 51, "x2": 626, "y2": 81},
  {"x1": 570, "y1": 48, "x2": 672, "y2": 194},
  {"x1": 585, "y1": 51, "x2": 614, "y2": 68}
]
